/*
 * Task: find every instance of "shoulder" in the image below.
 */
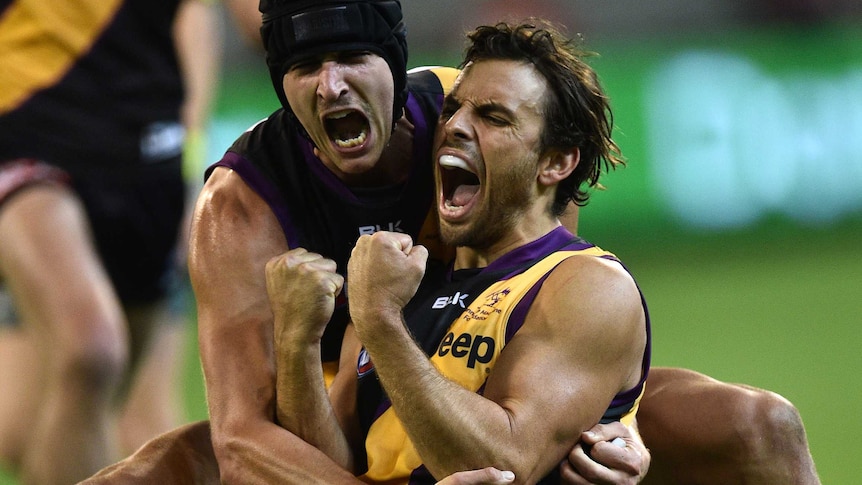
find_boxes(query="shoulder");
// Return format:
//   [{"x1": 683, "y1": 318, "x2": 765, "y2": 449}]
[
  {"x1": 531, "y1": 252, "x2": 645, "y2": 346},
  {"x1": 198, "y1": 166, "x2": 275, "y2": 219},
  {"x1": 227, "y1": 109, "x2": 295, "y2": 157},
  {"x1": 190, "y1": 166, "x2": 288, "y2": 304},
  {"x1": 217, "y1": 109, "x2": 306, "y2": 191},
  {"x1": 545, "y1": 253, "x2": 641, "y2": 312},
  {"x1": 194, "y1": 167, "x2": 284, "y2": 248}
]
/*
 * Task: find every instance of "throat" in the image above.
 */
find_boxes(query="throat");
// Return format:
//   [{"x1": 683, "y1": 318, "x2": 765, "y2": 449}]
[{"x1": 372, "y1": 124, "x2": 414, "y2": 185}]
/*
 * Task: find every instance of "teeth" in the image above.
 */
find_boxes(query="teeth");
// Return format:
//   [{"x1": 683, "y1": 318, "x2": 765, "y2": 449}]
[
  {"x1": 439, "y1": 155, "x2": 471, "y2": 171},
  {"x1": 327, "y1": 111, "x2": 349, "y2": 120},
  {"x1": 334, "y1": 130, "x2": 367, "y2": 148}
]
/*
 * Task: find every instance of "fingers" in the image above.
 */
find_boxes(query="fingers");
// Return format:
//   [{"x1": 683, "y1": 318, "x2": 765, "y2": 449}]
[
  {"x1": 267, "y1": 248, "x2": 336, "y2": 276},
  {"x1": 356, "y1": 231, "x2": 420, "y2": 253},
  {"x1": 390, "y1": 231, "x2": 414, "y2": 253},
  {"x1": 559, "y1": 445, "x2": 602, "y2": 485},
  {"x1": 581, "y1": 422, "x2": 646, "y2": 477},
  {"x1": 407, "y1": 242, "x2": 428, "y2": 268},
  {"x1": 560, "y1": 449, "x2": 638, "y2": 485},
  {"x1": 349, "y1": 230, "x2": 426, "y2": 311},
  {"x1": 560, "y1": 423, "x2": 646, "y2": 485},
  {"x1": 435, "y1": 467, "x2": 515, "y2": 485},
  {"x1": 352, "y1": 232, "x2": 427, "y2": 272},
  {"x1": 267, "y1": 249, "x2": 343, "y2": 293},
  {"x1": 585, "y1": 439, "x2": 641, "y2": 476},
  {"x1": 580, "y1": 421, "x2": 631, "y2": 445}
]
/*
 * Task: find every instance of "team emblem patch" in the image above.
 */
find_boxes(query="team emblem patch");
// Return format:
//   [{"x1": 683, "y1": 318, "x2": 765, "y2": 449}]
[{"x1": 357, "y1": 347, "x2": 374, "y2": 377}]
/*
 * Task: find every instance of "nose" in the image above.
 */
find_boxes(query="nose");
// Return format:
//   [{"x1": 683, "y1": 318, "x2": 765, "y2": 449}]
[
  {"x1": 442, "y1": 107, "x2": 473, "y2": 142},
  {"x1": 317, "y1": 61, "x2": 348, "y2": 101}
]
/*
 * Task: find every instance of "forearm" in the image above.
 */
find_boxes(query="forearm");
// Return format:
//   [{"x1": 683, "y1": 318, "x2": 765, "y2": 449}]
[
  {"x1": 198, "y1": 314, "x2": 354, "y2": 482},
  {"x1": 202, "y1": 344, "x2": 357, "y2": 483},
  {"x1": 360, "y1": 312, "x2": 521, "y2": 478},
  {"x1": 275, "y1": 340, "x2": 354, "y2": 470},
  {"x1": 212, "y1": 415, "x2": 361, "y2": 485}
]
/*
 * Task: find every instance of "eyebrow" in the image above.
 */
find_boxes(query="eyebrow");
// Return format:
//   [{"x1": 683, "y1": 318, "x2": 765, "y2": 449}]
[
  {"x1": 442, "y1": 93, "x2": 515, "y2": 119},
  {"x1": 474, "y1": 100, "x2": 515, "y2": 119},
  {"x1": 441, "y1": 94, "x2": 458, "y2": 108}
]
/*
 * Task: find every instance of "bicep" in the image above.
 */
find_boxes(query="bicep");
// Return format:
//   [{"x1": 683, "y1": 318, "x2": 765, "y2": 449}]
[
  {"x1": 481, "y1": 257, "x2": 645, "y2": 469},
  {"x1": 189, "y1": 168, "x2": 288, "y2": 427}
]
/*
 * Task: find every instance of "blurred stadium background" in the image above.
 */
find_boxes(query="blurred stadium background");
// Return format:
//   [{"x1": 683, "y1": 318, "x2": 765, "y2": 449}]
[{"x1": 2, "y1": 1, "x2": 860, "y2": 483}]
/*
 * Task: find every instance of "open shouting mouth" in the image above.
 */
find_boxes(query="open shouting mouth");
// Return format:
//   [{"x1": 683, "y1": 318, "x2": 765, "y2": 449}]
[
  {"x1": 325, "y1": 110, "x2": 369, "y2": 149},
  {"x1": 439, "y1": 154, "x2": 480, "y2": 214}
]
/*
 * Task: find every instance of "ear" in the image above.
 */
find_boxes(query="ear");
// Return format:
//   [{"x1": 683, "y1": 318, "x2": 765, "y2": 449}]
[{"x1": 538, "y1": 147, "x2": 579, "y2": 186}]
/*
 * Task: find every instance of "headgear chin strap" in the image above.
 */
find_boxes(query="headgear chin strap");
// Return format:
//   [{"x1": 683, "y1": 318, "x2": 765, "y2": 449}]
[{"x1": 259, "y1": 0, "x2": 408, "y2": 127}]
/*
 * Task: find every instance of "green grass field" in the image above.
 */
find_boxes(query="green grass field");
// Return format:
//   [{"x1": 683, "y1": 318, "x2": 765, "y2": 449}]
[{"x1": 582, "y1": 218, "x2": 862, "y2": 485}]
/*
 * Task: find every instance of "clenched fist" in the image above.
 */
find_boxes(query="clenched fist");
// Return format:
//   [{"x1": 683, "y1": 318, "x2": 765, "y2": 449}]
[
  {"x1": 347, "y1": 231, "x2": 427, "y2": 337},
  {"x1": 265, "y1": 247, "x2": 344, "y2": 347}
]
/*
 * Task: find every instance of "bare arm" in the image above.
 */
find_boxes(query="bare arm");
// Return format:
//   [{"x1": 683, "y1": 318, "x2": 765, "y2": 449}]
[
  {"x1": 561, "y1": 204, "x2": 654, "y2": 485},
  {"x1": 222, "y1": 0, "x2": 264, "y2": 48},
  {"x1": 347, "y1": 232, "x2": 646, "y2": 483},
  {"x1": 261, "y1": 234, "x2": 514, "y2": 482},
  {"x1": 264, "y1": 248, "x2": 354, "y2": 470},
  {"x1": 189, "y1": 167, "x2": 360, "y2": 484},
  {"x1": 173, "y1": 0, "x2": 221, "y2": 138},
  {"x1": 639, "y1": 367, "x2": 820, "y2": 485},
  {"x1": 79, "y1": 421, "x2": 219, "y2": 484}
]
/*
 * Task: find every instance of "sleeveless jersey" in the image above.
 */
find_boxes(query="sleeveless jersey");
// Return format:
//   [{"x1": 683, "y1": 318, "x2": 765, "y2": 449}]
[
  {"x1": 207, "y1": 67, "x2": 459, "y2": 364},
  {"x1": 0, "y1": 0, "x2": 185, "y2": 172},
  {"x1": 356, "y1": 226, "x2": 652, "y2": 484}
]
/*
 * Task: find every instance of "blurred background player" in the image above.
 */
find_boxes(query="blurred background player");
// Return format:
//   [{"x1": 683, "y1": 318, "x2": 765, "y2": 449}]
[{"x1": 0, "y1": 0, "x2": 244, "y2": 483}]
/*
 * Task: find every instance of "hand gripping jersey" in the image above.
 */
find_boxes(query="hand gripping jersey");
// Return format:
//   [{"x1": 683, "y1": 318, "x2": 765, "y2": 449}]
[
  {"x1": 207, "y1": 67, "x2": 460, "y2": 366},
  {"x1": 356, "y1": 226, "x2": 652, "y2": 484}
]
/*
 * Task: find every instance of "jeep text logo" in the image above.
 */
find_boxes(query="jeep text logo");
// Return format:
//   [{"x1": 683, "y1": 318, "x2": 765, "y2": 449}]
[
  {"x1": 358, "y1": 220, "x2": 403, "y2": 235},
  {"x1": 437, "y1": 332, "x2": 495, "y2": 369}
]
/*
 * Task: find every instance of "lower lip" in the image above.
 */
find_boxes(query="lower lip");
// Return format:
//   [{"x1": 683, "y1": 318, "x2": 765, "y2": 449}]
[
  {"x1": 439, "y1": 193, "x2": 476, "y2": 222},
  {"x1": 331, "y1": 135, "x2": 371, "y2": 154}
]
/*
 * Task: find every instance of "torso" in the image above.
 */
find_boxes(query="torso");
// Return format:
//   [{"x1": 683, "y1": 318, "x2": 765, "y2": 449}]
[{"x1": 356, "y1": 227, "x2": 652, "y2": 484}]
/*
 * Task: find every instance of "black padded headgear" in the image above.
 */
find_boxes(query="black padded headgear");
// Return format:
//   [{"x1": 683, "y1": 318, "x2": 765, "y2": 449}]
[{"x1": 259, "y1": 0, "x2": 408, "y2": 126}]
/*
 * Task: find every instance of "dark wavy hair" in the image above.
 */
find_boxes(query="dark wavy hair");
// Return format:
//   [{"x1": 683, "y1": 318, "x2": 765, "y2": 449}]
[{"x1": 462, "y1": 20, "x2": 625, "y2": 214}]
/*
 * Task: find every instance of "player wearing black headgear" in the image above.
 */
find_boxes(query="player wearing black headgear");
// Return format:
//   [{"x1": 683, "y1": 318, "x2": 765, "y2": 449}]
[
  {"x1": 259, "y1": 0, "x2": 409, "y2": 127},
  {"x1": 190, "y1": 0, "x2": 461, "y2": 479}
]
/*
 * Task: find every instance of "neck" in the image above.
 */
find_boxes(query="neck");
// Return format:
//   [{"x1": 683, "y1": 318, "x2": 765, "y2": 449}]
[
  {"x1": 369, "y1": 115, "x2": 414, "y2": 186},
  {"x1": 454, "y1": 213, "x2": 561, "y2": 270}
]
